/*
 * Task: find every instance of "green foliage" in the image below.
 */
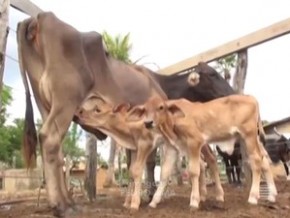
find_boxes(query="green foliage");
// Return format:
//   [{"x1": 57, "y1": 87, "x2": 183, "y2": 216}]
[
  {"x1": 102, "y1": 31, "x2": 132, "y2": 63},
  {"x1": 0, "y1": 118, "x2": 25, "y2": 168},
  {"x1": 214, "y1": 54, "x2": 237, "y2": 81},
  {"x1": 62, "y1": 123, "x2": 85, "y2": 161},
  {"x1": 0, "y1": 85, "x2": 13, "y2": 126},
  {"x1": 215, "y1": 54, "x2": 237, "y2": 71}
]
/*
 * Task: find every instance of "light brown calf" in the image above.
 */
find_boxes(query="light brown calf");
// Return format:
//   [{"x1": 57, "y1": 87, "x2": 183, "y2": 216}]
[
  {"x1": 127, "y1": 94, "x2": 277, "y2": 209},
  {"x1": 76, "y1": 94, "x2": 224, "y2": 209}
]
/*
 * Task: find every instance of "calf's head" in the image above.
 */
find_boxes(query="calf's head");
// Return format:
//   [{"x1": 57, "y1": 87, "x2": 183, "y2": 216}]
[
  {"x1": 76, "y1": 95, "x2": 130, "y2": 129},
  {"x1": 126, "y1": 97, "x2": 185, "y2": 131}
]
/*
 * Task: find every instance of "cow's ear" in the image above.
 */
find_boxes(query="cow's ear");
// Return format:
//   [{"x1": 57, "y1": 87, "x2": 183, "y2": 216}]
[
  {"x1": 167, "y1": 103, "x2": 185, "y2": 118},
  {"x1": 113, "y1": 103, "x2": 131, "y2": 114},
  {"x1": 126, "y1": 106, "x2": 145, "y2": 122}
]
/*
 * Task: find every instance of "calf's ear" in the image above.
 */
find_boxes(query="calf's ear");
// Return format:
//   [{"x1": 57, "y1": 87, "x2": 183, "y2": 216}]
[
  {"x1": 113, "y1": 103, "x2": 131, "y2": 114},
  {"x1": 167, "y1": 103, "x2": 185, "y2": 118},
  {"x1": 126, "y1": 106, "x2": 146, "y2": 122}
]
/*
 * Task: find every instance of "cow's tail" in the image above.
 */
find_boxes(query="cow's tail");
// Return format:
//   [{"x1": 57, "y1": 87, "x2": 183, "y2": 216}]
[{"x1": 17, "y1": 21, "x2": 38, "y2": 169}]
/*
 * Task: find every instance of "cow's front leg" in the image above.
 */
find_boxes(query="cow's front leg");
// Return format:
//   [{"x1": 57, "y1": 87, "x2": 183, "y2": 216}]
[{"x1": 149, "y1": 145, "x2": 177, "y2": 208}]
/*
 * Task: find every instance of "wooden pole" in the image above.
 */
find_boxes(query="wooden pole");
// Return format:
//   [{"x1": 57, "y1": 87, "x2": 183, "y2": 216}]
[
  {"x1": 84, "y1": 132, "x2": 97, "y2": 202},
  {"x1": 233, "y1": 50, "x2": 248, "y2": 93},
  {"x1": 232, "y1": 50, "x2": 251, "y2": 189},
  {"x1": 0, "y1": 0, "x2": 9, "y2": 112}
]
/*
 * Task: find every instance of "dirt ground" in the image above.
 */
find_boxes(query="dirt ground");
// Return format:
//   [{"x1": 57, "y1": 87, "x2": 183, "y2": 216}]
[{"x1": 0, "y1": 179, "x2": 290, "y2": 218}]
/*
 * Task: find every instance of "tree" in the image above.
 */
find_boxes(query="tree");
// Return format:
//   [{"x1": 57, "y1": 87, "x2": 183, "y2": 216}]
[
  {"x1": 0, "y1": 118, "x2": 25, "y2": 168},
  {"x1": 0, "y1": 85, "x2": 13, "y2": 125},
  {"x1": 102, "y1": 31, "x2": 132, "y2": 63}
]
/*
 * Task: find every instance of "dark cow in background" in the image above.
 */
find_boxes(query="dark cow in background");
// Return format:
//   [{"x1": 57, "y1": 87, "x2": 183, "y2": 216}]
[
  {"x1": 264, "y1": 133, "x2": 290, "y2": 180},
  {"x1": 216, "y1": 132, "x2": 290, "y2": 184},
  {"x1": 216, "y1": 143, "x2": 242, "y2": 184}
]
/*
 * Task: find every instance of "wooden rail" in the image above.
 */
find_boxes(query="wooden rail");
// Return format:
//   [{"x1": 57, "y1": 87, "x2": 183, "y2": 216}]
[{"x1": 158, "y1": 17, "x2": 290, "y2": 75}]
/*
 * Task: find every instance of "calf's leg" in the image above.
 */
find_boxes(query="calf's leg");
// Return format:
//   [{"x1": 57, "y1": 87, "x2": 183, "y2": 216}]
[
  {"x1": 202, "y1": 145, "x2": 224, "y2": 202},
  {"x1": 130, "y1": 143, "x2": 156, "y2": 209},
  {"x1": 149, "y1": 145, "x2": 177, "y2": 208},
  {"x1": 188, "y1": 144, "x2": 202, "y2": 209},
  {"x1": 199, "y1": 158, "x2": 207, "y2": 202}
]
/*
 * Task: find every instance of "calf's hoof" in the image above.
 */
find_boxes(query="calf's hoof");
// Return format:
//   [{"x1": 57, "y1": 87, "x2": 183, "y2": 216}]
[
  {"x1": 148, "y1": 201, "x2": 157, "y2": 208},
  {"x1": 189, "y1": 200, "x2": 199, "y2": 209},
  {"x1": 267, "y1": 194, "x2": 276, "y2": 203},
  {"x1": 248, "y1": 196, "x2": 258, "y2": 205},
  {"x1": 189, "y1": 205, "x2": 199, "y2": 213},
  {"x1": 123, "y1": 202, "x2": 130, "y2": 209},
  {"x1": 216, "y1": 195, "x2": 224, "y2": 202}
]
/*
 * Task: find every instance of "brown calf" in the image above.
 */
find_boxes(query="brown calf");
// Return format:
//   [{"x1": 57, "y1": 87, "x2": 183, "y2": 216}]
[
  {"x1": 76, "y1": 94, "x2": 224, "y2": 209},
  {"x1": 127, "y1": 94, "x2": 277, "y2": 209}
]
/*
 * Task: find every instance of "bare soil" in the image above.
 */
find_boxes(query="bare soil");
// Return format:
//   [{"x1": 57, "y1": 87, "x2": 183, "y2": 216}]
[{"x1": 1, "y1": 179, "x2": 290, "y2": 218}]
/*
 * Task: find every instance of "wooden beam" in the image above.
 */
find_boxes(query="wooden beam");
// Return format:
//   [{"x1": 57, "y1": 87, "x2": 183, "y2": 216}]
[
  {"x1": 10, "y1": 0, "x2": 43, "y2": 17},
  {"x1": 159, "y1": 17, "x2": 290, "y2": 75}
]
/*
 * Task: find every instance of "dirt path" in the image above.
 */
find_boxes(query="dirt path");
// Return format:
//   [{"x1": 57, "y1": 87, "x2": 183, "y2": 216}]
[{"x1": 1, "y1": 180, "x2": 289, "y2": 218}]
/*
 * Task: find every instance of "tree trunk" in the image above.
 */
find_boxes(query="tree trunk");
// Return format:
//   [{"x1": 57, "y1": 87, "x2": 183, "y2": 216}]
[
  {"x1": 0, "y1": 0, "x2": 9, "y2": 111},
  {"x1": 232, "y1": 50, "x2": 251, "y2": 188},
  {"x1": 84, "y1": 132, "x2": 97, "y2": 202},
  {"x1": 103, "y1": 138, "x2": 117, "y2": 187},
  {"x1": 233, "y1": 50, "x2": 248, "y2": 93}
]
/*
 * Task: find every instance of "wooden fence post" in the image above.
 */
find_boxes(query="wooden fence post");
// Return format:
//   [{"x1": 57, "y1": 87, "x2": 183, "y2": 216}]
[
  {"x1": 84, "y1": 132, "x2": 97, "y2": 202},
  {"x1": 0, "y1": 0, "x2": 9, "y2": 111},
  {"x1": 232, "y1": 49, "x2": 252, "y2": 189}
]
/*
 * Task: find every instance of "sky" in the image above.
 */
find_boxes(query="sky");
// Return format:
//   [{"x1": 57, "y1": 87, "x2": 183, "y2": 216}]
[{"x1": 4, "y1": 0, "x2": 290, "y2": 159}]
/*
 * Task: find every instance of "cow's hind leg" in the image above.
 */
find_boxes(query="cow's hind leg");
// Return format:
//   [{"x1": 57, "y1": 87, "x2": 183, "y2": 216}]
[
  {"x1": 149, "y1": 145, "x2": 177, "y2": 208},
  {"x1": 39, "y1": 107, "x2": 77, "y2": 217}
]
